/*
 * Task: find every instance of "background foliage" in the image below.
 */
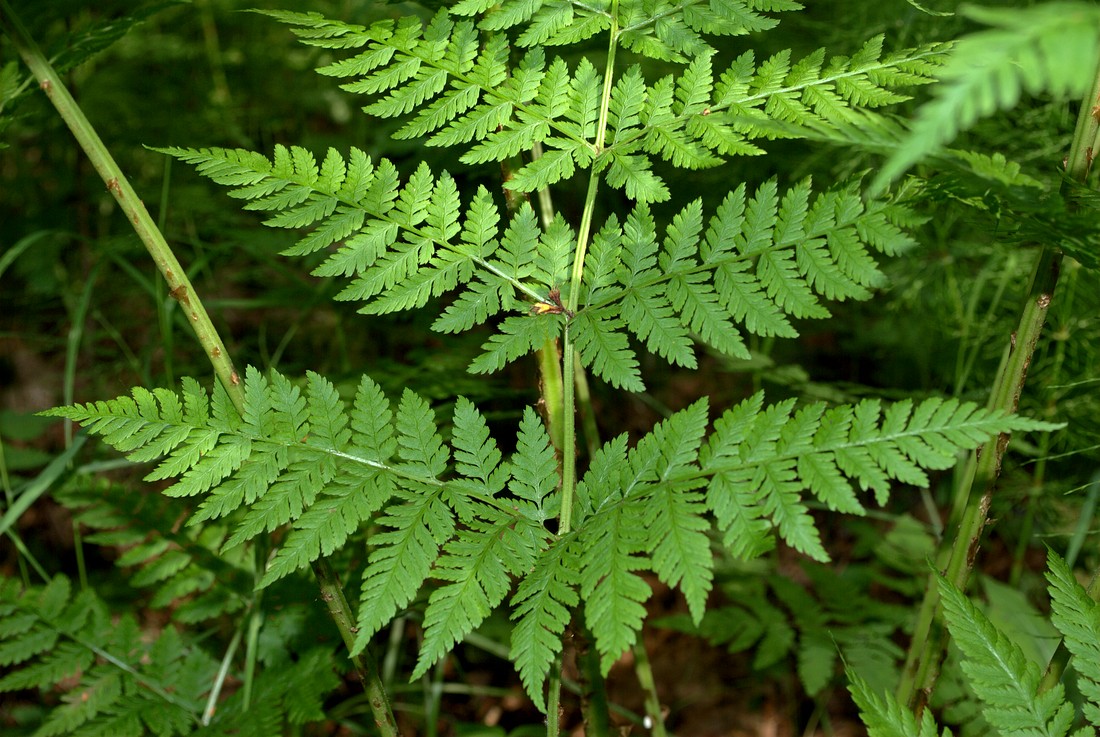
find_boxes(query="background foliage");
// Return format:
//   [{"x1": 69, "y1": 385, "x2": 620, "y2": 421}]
[{"x1": 2, "y1": 1, "x2": 1099, "y2": 735}]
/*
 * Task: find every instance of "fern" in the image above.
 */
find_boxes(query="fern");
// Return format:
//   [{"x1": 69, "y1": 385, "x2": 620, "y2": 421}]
[
  {"x1": 939, "y1": 576, "x2": 1075, "y2": 736},
  {"x1": 163, "y1": 138, "x2": 918, "y2": 390},
  {"x1": 54, "y1": 477, "x2": 250, "y2": 623},
  {"x1": 873, "y1": 2, "x2": 1100, "y2": 191},
  {"x1": 40, "y1": 367, "x2": 1051, "y2": 708},
  {"x1": 1047, "y1": 552, "x2": 1100, "y2": 727},
  {"x1": 12, "y1": 0, "x2": 1081, "y2": 731},
  {"x1": 153, "y1": 2, "x2": 949, "y2": 396},
  {"x1": 0, "y1": 574, "x2": 339, "y2": 736},
  {"x1": 852, "y1": 550, "x2": 1100, "y2": 737},
  {"x1": 660, "y1": 560, "x2": 908, "y2": 697},
  {"x1": 251, "y1": 6, "x2": 943, "y2": 203}
]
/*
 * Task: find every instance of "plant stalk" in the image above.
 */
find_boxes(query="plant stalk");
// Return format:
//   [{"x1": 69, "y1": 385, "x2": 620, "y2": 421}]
[
  {"x1": 896, "y1": 51, "x2": 1100, "y2": 712},
  {"x1": 553, "y1": 3, "x2": 620, "y2": 730},
  {"x1": 0, "y1": 1, "x2": 243, "y2": 412},
  {"x1": 0, "y1": 6, "x2": 399, "y2": 733}
]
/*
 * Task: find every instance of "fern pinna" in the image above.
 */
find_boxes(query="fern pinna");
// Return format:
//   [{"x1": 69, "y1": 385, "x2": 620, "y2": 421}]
[
  {"x1": 45, "y1": 371, "x2": 1051, "y2": 707},
  {"x1": 29, "y1": 0, "x2": 1057, "y2": 725}
]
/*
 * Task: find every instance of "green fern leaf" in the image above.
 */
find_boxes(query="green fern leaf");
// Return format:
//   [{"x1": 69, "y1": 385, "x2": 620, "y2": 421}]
[
  {"x1": 509, "y1": 407, "x2": 561, "y2": 521},
  {"x1": 579, "y1": 495, "x2": 651, "y2": 674},
  {"x1": 578, "y1": 179, "x2": 915, "y2": 378},
  {"x1": 495, "y1": 202, "x2": 540, "y2": 282},
  {"x1": 160, "y1": 146, "x2": 551, "y2": 332},
  {"x1": 637, "y1": 400, "x2": 712, "y2": 622},
  {"x1": 510, "y1": 540, "x2": 580, "y2": 711},
  {"x1": 353, "y1": 483, "x2": 453, "y2": 654},
  {"x1": 413, "y1": 406, "x2": 555, "y2": 681},
  {"x1": 849, "y1": 671, "x2": 945, "y2": 737},
  {"x1": 700, "y1": 393, "x2": 775, "y2": 559},
  {"x1": 606, "y1": 65, "x2": 646, "y2": 143},
  {"x1": 571, "y1": 311, "x2": 644, "y2": 392},
  {"x1": 55, "y1": 477, "x2": 248, "y2": 624},
  {"x1": 617, "y1": 0, "x2": 792, "y2": 62},
  {"x1": 0, "y1": 576, "x2": 216, "y2": 737},
  {"x1": 505, "y1": 144, "x2": 578, "y2": 192},
  {"x1": 698, "y1": 391, "x2": 1059, "y2": 560},
  {"x1": 583, "y1": 215, "x2": 625, "y2": 307},
  {"x1": 432, "y1": 275, "x2": 511, "y2": 333},
  {"x1": 222, "y1": 373, "x2": 329, "y2": 550},
  {"x1": 257, "y1": 375, "x2": 398, "y2": 587},
  {"x1": 414, "y1": 507, "x2": 528, "y2": 679},
  {"x1": 532, "y1": 217, "x2": 575, "y2": 291},
  {"x1": 450, "y1": 397, "x2": 509, "y2": 499},
  {"x1": 1047, "y1": 550, "x2": 1100, "y2": 725},
  {"x1": 939, "y1": 574, "x2": 1075, "y2": 736},
  {"x1": 619, "y1": 283, "x2": 696, "y2": 368},
  {"x1": 469, "y1": 314, "x2": 564, "y2": 374}
]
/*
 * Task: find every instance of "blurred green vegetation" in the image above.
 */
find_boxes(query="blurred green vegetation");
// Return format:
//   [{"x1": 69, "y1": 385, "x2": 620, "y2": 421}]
[{"x1": 2, "y1": 1, "x2": 1098, "y2": 734}]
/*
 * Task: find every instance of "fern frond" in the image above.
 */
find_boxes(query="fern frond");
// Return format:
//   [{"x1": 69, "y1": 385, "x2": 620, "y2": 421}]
[
  {"x1": 1047, "y1": 550, "x2": 1100, "y2": 725},
  {"x1": 571, "y1": 311, "x2": 644, "y2": 392},
  {"x1": 579, "y1": 178, "x2": 917, "y2": 391},
  {"x1": 939, "y1": 574, "x2": 1076, "y2": 736},
  {"x1": 414, "y1": 509, "x2": 526, "y2": 679},
  {"x1": 560, "y1": 389, "x2": 1048, "y2": 675},
  {"x1": 260, "y1": 7, "x2": 939, "y2": 203},
  {"x1": 43, "y1": 370, "x2": 448, "y2": 595},
  {"x1": 157, "y1": 146, "x2": 549, "y2": 316},
  {"x1": 698, "y1": 393, "x2": 1058, "y2": 561},
  {"x1": 469, "y1": 313, "x2": 565, "y2": 375},
  {"x1": 258, "y1": 9, "x2": 595, "y2": 192},
  {"x1": 0, "y1": 576, "x2": 214, "y2": 737},
  {"x1": 579, "y1": 493, "x2": 651, "y2": 675},
  {"x1": 637, "y1": 400, "x2": 712, "y2": 622},
  {"x1": 510, "y1": 539, "x2": 580, "y2": 712},
  {"x1": 412, "y1": 405, "x2": 541, "y2": 678},
  {"x1": 589, "y1": 34, "x2": 946, "y2": 196},
  {"x1": 873, "y1": 3, "x2": 1100, "y2": 192},
  {"x1": 436, "y1": 390, "x2": 1045, "y2": 700},
  {"x1": 55, "y1": 476, "x2": 249, "y2": 623},
  {"x1": 508, "y1": 407, "x2": 562, "y2": 521},
  {"x1": 45, "y1": 364, "x2": 1055, "y2": 714},
  {"x1": 849, "y1": 671, "x2": 946, "y2": 737}
]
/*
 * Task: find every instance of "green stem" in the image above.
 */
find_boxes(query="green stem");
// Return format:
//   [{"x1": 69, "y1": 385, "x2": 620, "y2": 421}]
[
  {"x1": 581, "y1": 635, "x2": 612, "y2": 737},
  {"x1": 315, "y1": 558, "x2": 400, "y2": 737},
  {"x1": 553, "y1": 4, "x2": 620, "y2": 730},
  {"x1": 561, "y1": 0, "x2": 619, "y2": 533},
  {"x1": 898, "y1": 233, "x2": 1062, "y2": 715},
  {"x1": 538, "y1": 338, "x2": 566, "y2": 452},
  {"x1": 573, "y1": 351, "x2": 601, "y2": 459},
  {"x1": 0, "y1": 1, "x2": 243, "y2": 413},
  {"x1": 547, "y1": 663, "x2": 563, "y2": 737},
  {"x1": 632, "y1": 640, "x2": 668, "y2": 737},
  {"x1": 0, "y1": 6, "x2": 399, "y2": 734},
  {"x1": 896, "y1": 51, "x2": 1100, "y2": 711}
]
